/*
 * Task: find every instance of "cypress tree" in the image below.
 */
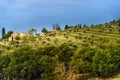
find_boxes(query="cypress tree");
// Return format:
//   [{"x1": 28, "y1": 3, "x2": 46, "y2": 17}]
[
  {"x1": 64, "y1": 25, "x2": 69, "y2": 30},
  {"x1": 2, "y1": 27, "x2": 5, "y2": 39}
]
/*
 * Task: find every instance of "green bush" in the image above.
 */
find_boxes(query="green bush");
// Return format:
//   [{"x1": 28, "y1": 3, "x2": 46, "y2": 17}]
[
  {"x1": 72, "y1": 47, "x2": 97, "y2": 73},
  {"x1": 58, "y1": 44, "x2": 73, "y2": 72},
  {"x1": 92, "y1": 44, "x2": 120, "y2": 77},
  {"x1": 1, "y1": 46, "x2": 56, "y2": 80}
]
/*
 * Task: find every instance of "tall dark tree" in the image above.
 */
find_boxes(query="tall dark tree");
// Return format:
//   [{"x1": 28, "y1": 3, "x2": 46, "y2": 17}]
[
  {"x1": 55, "y1": 23, "x2": 60, "y2": 28},
  {"x1": 53, "y1": 23, "x2": 61, "y2": 30},
  {"x1": 64, "y1": 25, "x2": 69, "y2": 30},
  {"x1": 53, "y1": 24, "x2": 56, "y2": 30},
  {"x1": 41, "y1": 27, "x2": 48, "y2": 34},
  {"x1": 90, "y1": 24, "x2": 94, "y2": 28},
  {"x1": 83, "y1": 24, "x2": 88, "y2": 28},
  {"x1": 2, "y1": 27, "x2": 5, "y2": 39},
  {"x1": 78, "y1": 24, "x2": 82, "y2": 28},
  {"x1": 2, "y1": 29, "x2": 13, "y2": 39},
  {"x1": 56, "y1": 26, "x2": 61, "y2": 31}
]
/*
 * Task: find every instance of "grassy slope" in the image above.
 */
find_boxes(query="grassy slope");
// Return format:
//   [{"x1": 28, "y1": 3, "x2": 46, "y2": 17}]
[{"x1": 0, "y1": 24, "x2": 120, "y2": 80}]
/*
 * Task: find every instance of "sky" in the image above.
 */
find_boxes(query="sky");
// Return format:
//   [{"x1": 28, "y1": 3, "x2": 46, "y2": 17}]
[{"x1": 0, "y1": 0, "x2": 120, "y2": 35}]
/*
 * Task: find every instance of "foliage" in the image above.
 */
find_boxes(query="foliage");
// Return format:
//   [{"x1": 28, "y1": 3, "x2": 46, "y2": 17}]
[
  {"x1": 92, "y1": 44, "x2": 120, "y2": 77},
  {"x1": 2, "y1": 27, "x2": 5, "y2": 39},
  {"x1": 28, "y1": 28, "x2": 37, "y2": 35},
  {"x1": 0, "y1": 46, "x2": 56, "y2": 80},
  {"x1": 72, "y1": 46, "x2": 97, "y2": 73},
  {"x1": 1, "y1": 18, "x2": 120, "y2": 79},
  {"x1": 53, "y1": 23, "x2": 61, "y2": 30},
  {"x1": 2, "y1": 30, "x2": 13, "y2": 39},
  {"x1": 15, "y1": 36, "x2": 20, "y2": 40},
  {"x1": 58, "y1": 44, "x2": 73, "y2": 72},
  {"x1": 64, "y1": 25, "x2": 69, "y2": 30},
  {"x1": 56, "y1": 26, "x2": 61, "y2": 31},
  {"x1": 41, "y1": 27, "x2": 48, "y2": 34}
]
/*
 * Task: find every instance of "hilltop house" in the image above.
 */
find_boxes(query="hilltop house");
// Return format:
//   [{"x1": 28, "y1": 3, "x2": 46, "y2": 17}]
[
  {"x1": 9, "y1": 32, "x2": 29, "y2": 41},
  {"x1": 48, "y1": 30, "x2": 57, "y2": 33}
]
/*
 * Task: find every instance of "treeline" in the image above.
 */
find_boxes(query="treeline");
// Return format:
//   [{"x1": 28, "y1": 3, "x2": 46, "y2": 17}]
[
  {"x1": 0, "y1": 41, "x2": 120, "y2": 80},
  {"x1": 64, "y1": 18, "x2": 120, "y2": 30},
  {"x1": 1, "y1": 18, "x2": 120, "y2": 39},
  {"x1": 109, "y1": 18, "x2": 120, "y2": 26},
  {"x1": 1, "y1": 27, "x2": 13, "y2": 39}
]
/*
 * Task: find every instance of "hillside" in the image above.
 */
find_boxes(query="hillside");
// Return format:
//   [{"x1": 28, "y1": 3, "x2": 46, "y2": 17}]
[{"x1": 0, "y1": 19, "x2": 120, "y2": 80}]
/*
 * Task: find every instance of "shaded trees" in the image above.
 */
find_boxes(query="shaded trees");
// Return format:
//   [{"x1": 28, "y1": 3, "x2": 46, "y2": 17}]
[
  {"x1": 53, "y1": 23, "x2": 61, "y2": 31},
  {"x1": 0, "y1": 54, "x2": 10, "y2": 79},
  {"x1": 56, "y1": 26, "x2": 61, "y2": 31},
  {"x1": 2, "y1": 30, "x2": 13, "y2": 39},
  {"x1": 28, "y1": 28, "x2": 37, "y2": 36},
  {"x1": 72, "y1": 46, "x2": 97, "y2": 73},
  {"x1": 64, "y1": 25, "x2": 69, "y2": 30},
  {"x1": 41, "y1": 27, "x2": 48, "y2": 34},
  {"x1": 92, "y1": 44, "x2": 120, "y2": 77},
  {"x1": 58, "y1": 44, "x2": 73, "y2": 72},
  {"x1": 1, "y1": 46, "x2": 56, "y2": 80}
]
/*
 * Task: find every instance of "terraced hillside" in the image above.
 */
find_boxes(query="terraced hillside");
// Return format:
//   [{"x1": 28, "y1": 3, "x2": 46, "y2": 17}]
[{"x1": 0, "y1": 19, "x2": 120, "y2": 80}]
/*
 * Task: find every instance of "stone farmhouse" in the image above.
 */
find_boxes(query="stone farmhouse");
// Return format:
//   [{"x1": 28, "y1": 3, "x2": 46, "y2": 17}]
[{"x1": 9, "y1": 32, "x2": 29, "y2": 41}]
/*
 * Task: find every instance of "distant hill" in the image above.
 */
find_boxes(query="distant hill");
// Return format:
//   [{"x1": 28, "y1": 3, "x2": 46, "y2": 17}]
[{"x1": 0, "y1": 18, "x2": 120, "y2": 80}]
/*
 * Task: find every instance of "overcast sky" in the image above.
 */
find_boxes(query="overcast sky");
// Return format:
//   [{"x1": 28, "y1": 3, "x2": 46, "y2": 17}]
[{"x1": 0, "y1": 0, "x2": 120, "y2": 34}]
